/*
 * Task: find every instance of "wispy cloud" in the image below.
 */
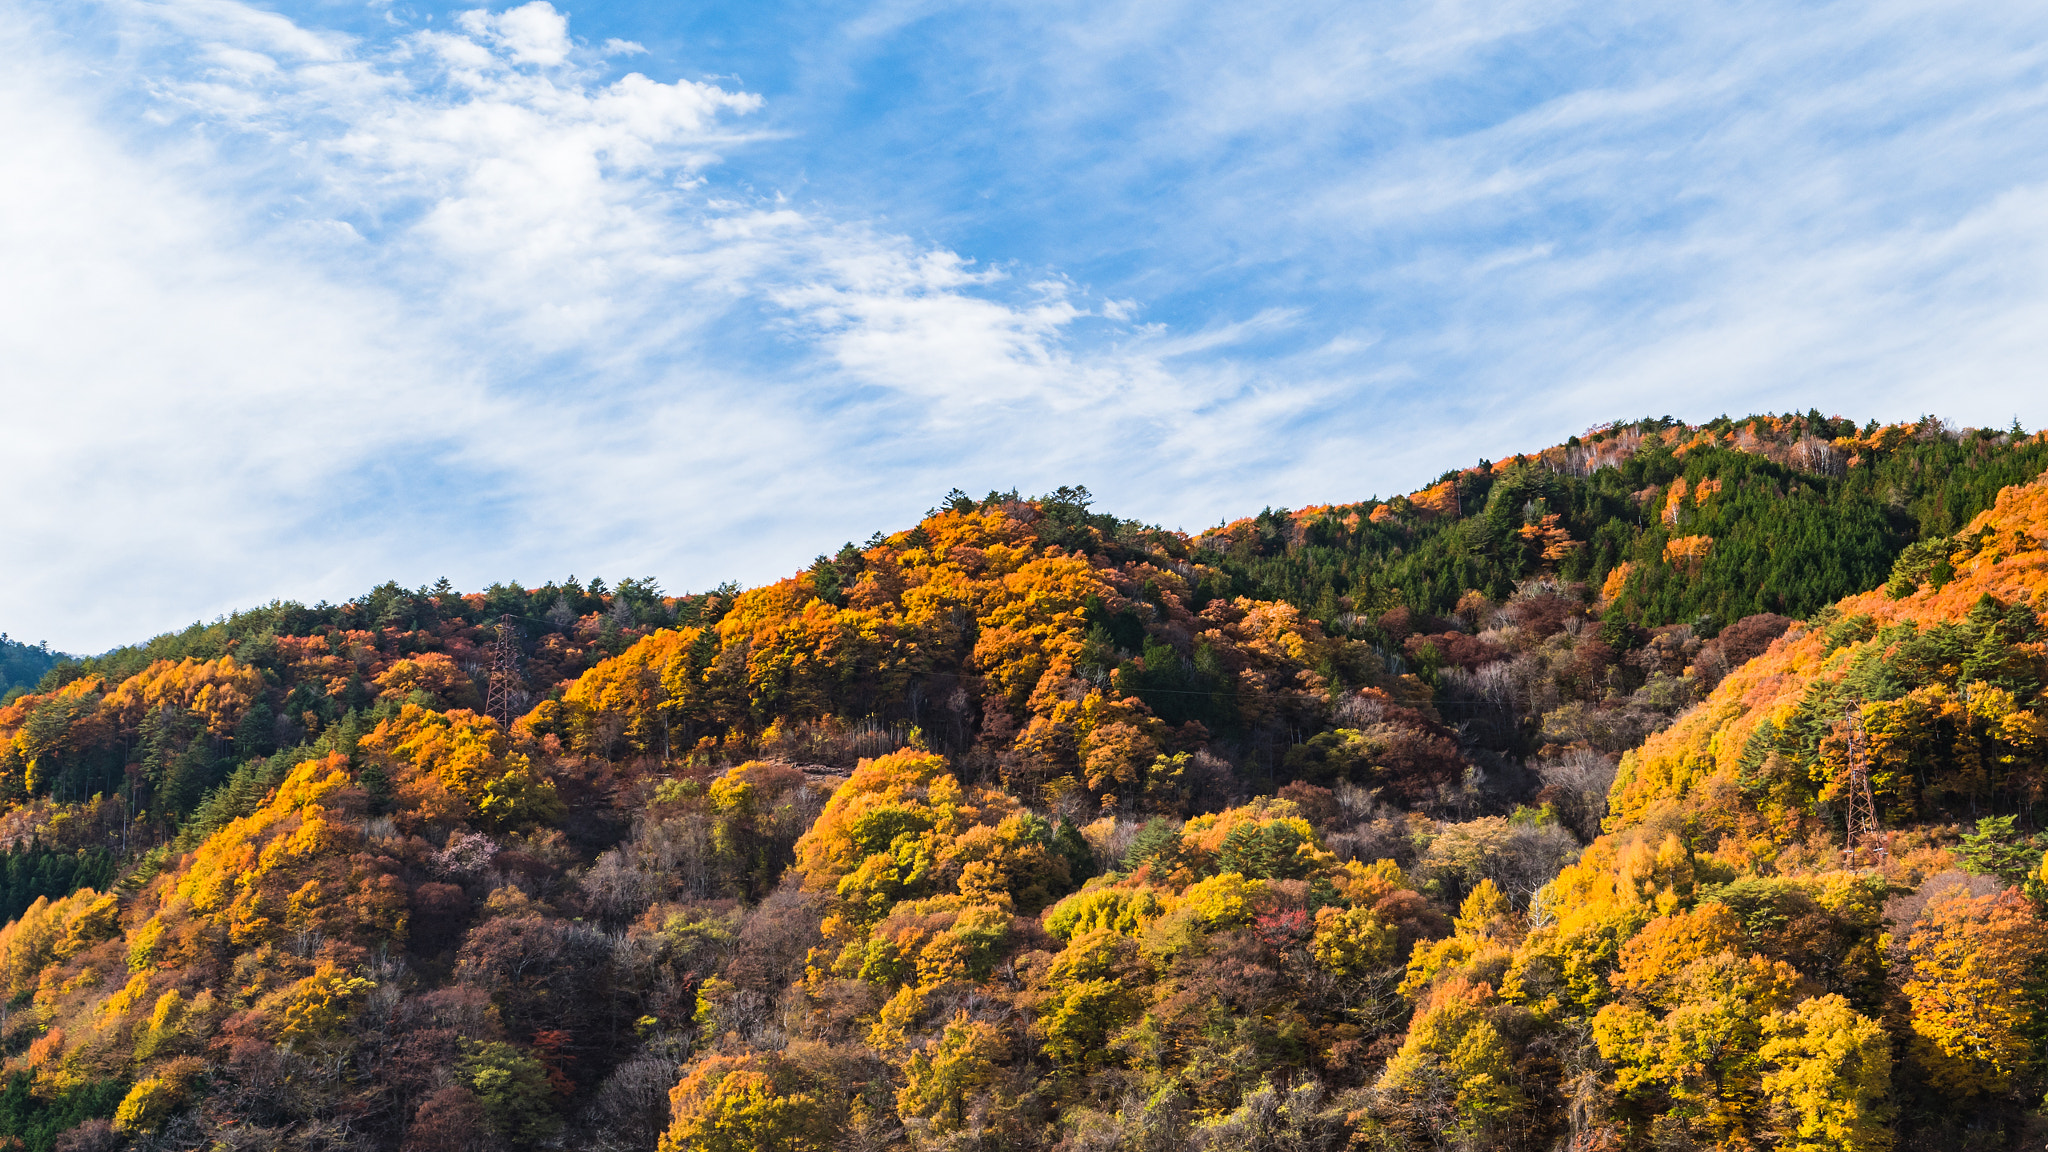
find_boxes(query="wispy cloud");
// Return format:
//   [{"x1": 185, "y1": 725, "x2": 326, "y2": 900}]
[
  {"x1": 0, "y1": 1, "x2": 1295, "y2": 650},
  {"x1": 773, "y1": 0, "x2": 2048, "y2": 429},
  {"x1": 4, "y1": 0, "x2": 2047, "y2": 652}
]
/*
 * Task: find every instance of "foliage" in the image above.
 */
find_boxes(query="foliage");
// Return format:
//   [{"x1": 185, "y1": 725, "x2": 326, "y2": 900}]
[
  {"x1": 0, "y1": 1073, "x2": 127, "y2": 1152},
  {"x1": 659, "y1": 1051, "x2": 821, "y2": 1152},
  {"x1": 0, "y1": 845, "x2": 117, "y2": 924},
  {"x1": 0, "y1": 635, "x2": 67, "y2": 702},
  {"x1": 1899, "y1": 887, "x2": 2048, "y2": 1095},
  {"x1": 1758, "y1": 994, "x2": 1893, "y2": 1152},
  {"x1": 1956, "y1": 814, "x2": 2043, "y2": 882},
  {"x1": 897, "y1": 1012, "x2": 1007, "y2": 1133},
  {"x1": 1206, "y1": 414, "x2": 2048, "y2": 631},
  {"x1": 360, "y1": 705, "x2": 562, "y2": 830},
  {"x1": 0, "y1": 425, "x2": 2043, "y2": 1151},
  {"x1": 459, "y1": 1039, "x2": 564, "y2": 1146}
]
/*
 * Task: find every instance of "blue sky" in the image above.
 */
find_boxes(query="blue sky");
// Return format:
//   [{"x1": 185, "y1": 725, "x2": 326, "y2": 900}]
[{"x1": 4, "y1": 0, "x2": 2047, "y2": 651}]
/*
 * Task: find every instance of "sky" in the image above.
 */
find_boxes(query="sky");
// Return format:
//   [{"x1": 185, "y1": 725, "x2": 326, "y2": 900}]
[{"x1": 4, "y1": 0, "x2": 2048, "y2": 653}]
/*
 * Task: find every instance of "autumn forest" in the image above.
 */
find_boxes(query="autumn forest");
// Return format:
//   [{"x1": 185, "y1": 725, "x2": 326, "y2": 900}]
[{"x1": 6, "y1": 412, "x2": 2048, "y2": 1152}]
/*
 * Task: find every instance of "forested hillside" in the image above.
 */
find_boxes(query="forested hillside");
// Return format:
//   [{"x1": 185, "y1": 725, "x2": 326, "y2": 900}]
[
  {"x1": 1, "y1": 638, "x2": 66, "y2": 704},
  {"x1": 1207, "y1": 412, "x2": 2047, "y2": 628},
  {"x1": 0, "y1": 413, "x2": 2045, "y2": 1151}
]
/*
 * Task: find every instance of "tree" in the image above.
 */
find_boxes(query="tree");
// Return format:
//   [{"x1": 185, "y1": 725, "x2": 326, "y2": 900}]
[
  {"x1": 111, "y1": 1058, "x2": 203, "y2": 1135},
  {"x1": 1594, "y1": 946, "x2": 1802, "y2": 1145},
  {"x1": 897, "y1": 1012, "x2": 1007, "y2": 1134},
  {"x1": 1900, "y1": 886, "x2": 2048, "y2": 1095},
  {"x1": 403, "y1": 1086, "x2": 491, "y2": 1152},
  {"x1": 459, "y1": 1040, "x2": 561, "y2": 1147},
  {"x1": 1956, "y1": 815, "x2": 2041, "y2": 883},
  {"x1": 1375, "y1": 976, "x2": 1522, "y2": 1144},
  {"x1": 359, "y1": 705, "x2": 562, "y2": 829},
  {"x1": 272, "y1": 961, "x2": 377, "y2": 1049},
  {"x1": 1759, "y1": 994, "x2": 1893, "y2": 1152},
  {"x1": 1311, "y1": 904, "x2": 1395, "y2": 977},
  {"x1": 659, "y1": 1052, "x2": 821, "y2": 1152}
]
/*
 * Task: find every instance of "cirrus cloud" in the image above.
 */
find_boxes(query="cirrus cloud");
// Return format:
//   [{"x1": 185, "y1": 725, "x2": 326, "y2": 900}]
[{"x1": 4, "y1": 0, "x2": 2048, "y2": 652}]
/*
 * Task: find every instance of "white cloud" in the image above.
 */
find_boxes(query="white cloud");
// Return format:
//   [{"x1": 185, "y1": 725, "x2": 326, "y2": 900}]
[
  {"x1": 902, "y1": 0, "x2": 2048, "y2": 451},
  {"x1": 458, "y1": 2, "x2": 571, "y2": 68},
  {"x1": 0, "y1": 0, "x2": 1290, "y2": 651},
  {"x1": 6, "y1": 0, "x2": 2048, "y2": 653}
]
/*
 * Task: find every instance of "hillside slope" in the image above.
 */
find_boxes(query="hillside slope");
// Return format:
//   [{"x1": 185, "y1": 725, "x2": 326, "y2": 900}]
[
  {"x1": 0, "y1": 416, "x2": 2044, "y2": 1150},
  {"x1": 1205, "y1": 413, "x2": 2048, "y2": 630},
  {"x1": 1610, "y1": 474, "x2": 2048, "y2": 835},
  {"x1": 1403, "y1": 471, "x2": 2048, "y2": 1151},
  {"x1": 0, "y1": 638, "x2": 65, "y2": 703}
]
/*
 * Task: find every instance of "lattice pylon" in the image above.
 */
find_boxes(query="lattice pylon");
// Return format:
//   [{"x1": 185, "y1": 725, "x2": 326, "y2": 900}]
[
  {"x1": 485, "y1": 613, "x2": 520, "y2": 727},
  {"x1": 1842, "y1": 706, "x2": 1885, "y2": 869}
]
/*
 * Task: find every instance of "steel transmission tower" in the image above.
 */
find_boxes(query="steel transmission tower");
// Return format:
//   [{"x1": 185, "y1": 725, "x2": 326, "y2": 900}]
[
  {"x1": 486, "y1": 614, "x2": 521, "y2": 727},
  {"x1": 1841, "y1": 707, "x2": 1886, "y2": 869}
]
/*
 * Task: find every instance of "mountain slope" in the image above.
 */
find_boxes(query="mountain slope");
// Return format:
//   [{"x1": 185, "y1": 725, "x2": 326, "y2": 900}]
[
  {"x1": 0, "y1": 414, "x2": 2044, "y2": 1150},
  {"x1": 1478, "y1": 470, "x2": 2048, "y2": 1149},
  {"x1": 1610, "y1": 474, "x2": 2048, "y2": 840},
  {"x1": 0, "y1": 637, "x2": 66, "y2": 703},
  {"x1": 1205, "y1": 413, "x2": 2048, "y2": 630}
]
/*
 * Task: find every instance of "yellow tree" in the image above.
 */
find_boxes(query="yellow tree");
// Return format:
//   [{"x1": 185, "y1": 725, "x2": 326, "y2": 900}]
[
  {"x1": 359, "y1": 705, "x2": 561, "y2": 829},
  {"x1": 1759, "y1": 993, "x2": 1893, "y2": 1152},
  {"x1": 1592, "y1": 904, "x2": 1805, "y2": 1146},
  {"x1": 1311, "y1": 904, "x2": 1395, "y2": 978},
  {"x1": 1401, "y1": 879, "x2": 1517, "y2": 998},
  {"x1": 897, "y1": 1012, "x2": 1007, "y2": 1135},
  {"x1": 660, "y1": 1051, "x2": 822, "y2": 1152},
  {"x1": 1375, "y1": 975, "x2": 1522, "y2": 1143},
  {"x1": 1900, "y1": 886, "x2": 2048, "y2": 1095},
  {"x1": 1036, "y1": 929, "x2": 1144, "y2": 1068}
]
